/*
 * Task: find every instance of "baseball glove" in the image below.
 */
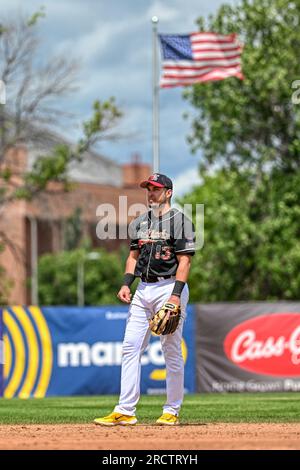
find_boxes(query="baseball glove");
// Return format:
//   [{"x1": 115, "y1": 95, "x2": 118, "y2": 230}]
[{"x1": 149, "y1": 302, "x2": 181, "y2": 335}]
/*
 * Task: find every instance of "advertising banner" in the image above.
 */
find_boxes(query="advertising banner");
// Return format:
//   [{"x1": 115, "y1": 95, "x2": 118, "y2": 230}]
[
  {"x1": 2, "y1": 305, "x2": 196, "y2": 398},
  {"x1": 0, "y1": 309, "x2": 3, "y2": 397},
  {"x1": 196, "y1": 302, "x2": 300, "y2": 392}
]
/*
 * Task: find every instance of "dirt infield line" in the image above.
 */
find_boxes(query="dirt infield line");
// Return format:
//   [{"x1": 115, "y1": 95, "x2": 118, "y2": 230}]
[{"x1": 0, "y1": 423, "x2": 299, "y2": 450}]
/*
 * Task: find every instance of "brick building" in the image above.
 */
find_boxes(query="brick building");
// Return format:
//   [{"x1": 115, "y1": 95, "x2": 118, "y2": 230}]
[{"x1": 0, "y1": 144, "x2": 151, "y2": 304}]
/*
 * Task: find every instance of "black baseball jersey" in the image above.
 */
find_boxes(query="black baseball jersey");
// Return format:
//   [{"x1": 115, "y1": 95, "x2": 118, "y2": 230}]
[{"x1": 128, "y1": 208, "x2": 196, "y2": 280}]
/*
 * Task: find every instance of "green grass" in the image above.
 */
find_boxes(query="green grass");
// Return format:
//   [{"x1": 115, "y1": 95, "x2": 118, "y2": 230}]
[{"x1": 0, "y1": 393, "x2": 299, "y2": 425}]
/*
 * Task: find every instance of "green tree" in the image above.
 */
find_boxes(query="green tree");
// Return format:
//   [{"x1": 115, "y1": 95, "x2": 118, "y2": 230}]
[
  {"x1": 0, "y1": 12, "x2": 122, "y2": 301},
  {"x1": 38, "y1": 248, "x2": 124, "y2": 305},
  {"x1": 179, "y1": 168, "x2": 300, "y2": 301},
  {"x1": 184, "y1": 0, "x2": 300, "y2": 173}
]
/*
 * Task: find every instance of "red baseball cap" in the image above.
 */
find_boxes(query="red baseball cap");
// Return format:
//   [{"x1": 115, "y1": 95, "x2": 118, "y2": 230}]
[{"x1": 140, "y1": 173, "x2": 173, "y2": 189}]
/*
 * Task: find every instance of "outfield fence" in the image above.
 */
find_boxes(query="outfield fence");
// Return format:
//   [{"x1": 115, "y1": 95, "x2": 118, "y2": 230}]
[{"x1": 0, "y1": 303, "x2": 300, "y2": 398}]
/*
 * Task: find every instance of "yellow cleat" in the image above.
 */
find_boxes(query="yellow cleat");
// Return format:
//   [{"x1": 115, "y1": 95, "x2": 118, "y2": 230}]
[
  {"x1": 94, "y1": 412, "x2": 137, "y2": 426},
  {"x1": 156, "y1": 413, "x2": 179, "y2": 425}
]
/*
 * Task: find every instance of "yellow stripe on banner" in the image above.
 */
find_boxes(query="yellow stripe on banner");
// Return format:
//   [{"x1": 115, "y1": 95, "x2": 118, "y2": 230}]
[
  {"x1": 12, "y1": 306, "x2": 39, "y2": 399},
  {"x1": 29, "y1": 306, "x2": 53, "y2": 398},
  {"x1": 182, "y1": 338, "x2": 188, "y2": 363},
  {"x1": 3, "y1": 309, "x2": 26, "y2": 399},
  {"x1": 150, "y1": 369, "x2": 167, "y2": 381},
  {"x1": 3, "y1": 333, "x2": 12, "y2": 380}
]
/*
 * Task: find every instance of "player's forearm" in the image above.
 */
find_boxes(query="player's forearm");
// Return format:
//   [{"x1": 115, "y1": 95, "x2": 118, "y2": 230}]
[
  {"x1": 169, "y1": 257, "x2": 191, "y2": 302},
  {"x1": 175, "y1": 256, "x2": 191, "y2": 283},
  {"x1": 124, "y1": 256, "x2": 137, "y2": 275},
  {"x1": 121, "y1": 256, "x2": 137, "y2": 290}
]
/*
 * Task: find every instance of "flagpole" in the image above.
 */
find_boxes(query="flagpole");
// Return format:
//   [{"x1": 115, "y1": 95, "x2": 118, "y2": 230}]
[{"x1": 152, "y1": 16, "x2": 159, "y2": 173}]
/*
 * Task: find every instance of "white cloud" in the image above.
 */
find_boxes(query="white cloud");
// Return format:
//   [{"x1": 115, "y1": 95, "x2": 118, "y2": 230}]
[
  {"x1": 173, "y1": 166, "x2": 202, "y2": 197},
  {"x1": 0, "y1": 0, "x2": 240, "y2": 179},
  {"x1": 54, "y1": 16, "x2": 138, "y2": 64},
  {"x1": 146, "y1": 1, "x2": 180, "y2": 24}
]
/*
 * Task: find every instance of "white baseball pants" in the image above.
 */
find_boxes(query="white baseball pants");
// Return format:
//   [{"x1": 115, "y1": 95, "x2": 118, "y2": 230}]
[{"x1": 114, "y1": 278, "x2": 189, "y2": 417}]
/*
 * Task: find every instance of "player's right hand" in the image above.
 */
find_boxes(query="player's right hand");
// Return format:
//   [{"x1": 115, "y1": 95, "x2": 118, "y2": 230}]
[{"x1": 117, "y1": 286, "x2": 132, "y2": 303}]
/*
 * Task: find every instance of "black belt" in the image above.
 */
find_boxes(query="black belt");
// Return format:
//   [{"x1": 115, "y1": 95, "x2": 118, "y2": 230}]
[{"x1": 141, "y1": 275, "x2": 174, "y2": 283}]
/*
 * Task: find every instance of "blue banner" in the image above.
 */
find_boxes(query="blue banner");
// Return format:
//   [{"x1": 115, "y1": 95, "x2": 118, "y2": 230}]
[
  {"x1": 2, "y1": 305, "x2": 196, "y2": 397},
  {"x1": 0, "y1": 308, "x2": 3, "y2": 397}
]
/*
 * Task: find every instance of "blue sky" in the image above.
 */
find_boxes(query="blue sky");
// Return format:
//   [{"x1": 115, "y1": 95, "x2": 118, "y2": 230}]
[{"x1": 1, "y1": 0, "x2": 238, "y2": 195}]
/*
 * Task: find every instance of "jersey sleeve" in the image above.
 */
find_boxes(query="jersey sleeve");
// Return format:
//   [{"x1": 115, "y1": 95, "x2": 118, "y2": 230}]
[
  {"x1": 173, "y1": 213, "x2": 196, "y2": 256},
  {"x1": 128, "y1": 218, "x2": 140, "y2": 251}
]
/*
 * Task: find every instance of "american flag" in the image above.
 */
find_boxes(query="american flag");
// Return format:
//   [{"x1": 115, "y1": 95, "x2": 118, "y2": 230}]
[{"x1": 159, "y1": 32, "x2": 244, "y2": 88}]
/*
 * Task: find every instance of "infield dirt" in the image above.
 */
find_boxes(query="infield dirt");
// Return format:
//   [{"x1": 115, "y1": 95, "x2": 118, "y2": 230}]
[{"x1": 0, "y1": 423, "x2": 299, "y2": 450}]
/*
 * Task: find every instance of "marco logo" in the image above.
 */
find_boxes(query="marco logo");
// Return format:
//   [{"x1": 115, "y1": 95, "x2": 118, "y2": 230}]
[
  {"x1": 58, "y1": 340, "x2": 166, "y2": 367},
  {"x1": 3, "y1": 307, "x2": 53, "y2": 398},
  {"x1": 57, "y1": 336, "x2": 188, "y2": 383}
]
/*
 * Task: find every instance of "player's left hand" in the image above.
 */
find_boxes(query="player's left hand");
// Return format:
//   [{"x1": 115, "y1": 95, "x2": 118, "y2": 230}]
[{"x1": 167, "y1": 295, "x2": 180, "y2": 306}]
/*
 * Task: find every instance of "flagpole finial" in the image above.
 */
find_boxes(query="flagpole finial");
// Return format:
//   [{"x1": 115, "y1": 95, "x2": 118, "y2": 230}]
[{"x1": 151, "y1": 16, "x2": 159, "y2": 23}]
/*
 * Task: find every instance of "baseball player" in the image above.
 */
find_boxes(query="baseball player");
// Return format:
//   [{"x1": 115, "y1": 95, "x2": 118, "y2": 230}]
[{"x1": 94, "y1": 173, "x2": 195, "y2": 426}]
